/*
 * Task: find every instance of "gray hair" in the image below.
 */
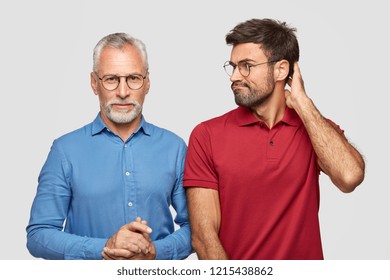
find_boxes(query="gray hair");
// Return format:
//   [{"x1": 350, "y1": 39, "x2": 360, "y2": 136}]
[{"x1": 92, "y1": 33, "x2": 149, "y2": 73}]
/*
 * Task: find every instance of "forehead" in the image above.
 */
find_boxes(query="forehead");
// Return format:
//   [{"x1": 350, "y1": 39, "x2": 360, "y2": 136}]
[
  {"x1": 230, "y1": 42, "x2": 268, "y2": 62},
  {"x1": 98, "y1": 44, "x2": 145, "y2": 74}
]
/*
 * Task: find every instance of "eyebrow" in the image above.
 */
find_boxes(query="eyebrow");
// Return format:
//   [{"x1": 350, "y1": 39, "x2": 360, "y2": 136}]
[
  {"x1": 102, "y1": 72, "x2": 143, "y2": 77},
  {"x1": 237, "y1": 58, "x2": 257, "y2": 64}
]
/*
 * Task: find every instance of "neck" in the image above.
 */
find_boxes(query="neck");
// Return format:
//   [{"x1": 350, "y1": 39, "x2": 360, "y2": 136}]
[
  {"x1": 100, "y1": 113, "x2": 142, "y2": 142},
  {"x1": 250, "y1": 85, "x2": 286, "y2": 128}
]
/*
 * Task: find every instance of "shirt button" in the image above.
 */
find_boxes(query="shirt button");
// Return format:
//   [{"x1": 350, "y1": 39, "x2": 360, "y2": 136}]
[
  {"x1": 269, "y1": 140, "x2": 274, "y2": 145},
  {"x1": 128, "y1": 202, "x2": 133, "y2": 207},
  {"x1": 125, "y1": 171, "x2": 130, "y2": 176},
  {"x1": 124, "y1": 144, "x2": 128, "y2": 148}
]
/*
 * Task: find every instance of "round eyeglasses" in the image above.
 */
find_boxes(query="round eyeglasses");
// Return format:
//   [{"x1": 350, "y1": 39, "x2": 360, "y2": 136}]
[
  {"x1": 96, "y1": 72, "x2": 148, "y2": 91},
  {"x1": 223, "y1": 60, "x2": 277, "y2": 77}
]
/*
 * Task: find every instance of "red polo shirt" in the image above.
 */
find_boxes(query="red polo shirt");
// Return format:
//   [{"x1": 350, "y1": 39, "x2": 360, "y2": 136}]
[{"x1": 184, "y1": 106, "x2": 324, "y2": 259}]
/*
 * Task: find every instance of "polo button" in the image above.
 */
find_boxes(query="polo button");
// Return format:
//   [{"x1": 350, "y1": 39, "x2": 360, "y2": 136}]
[
  {"x1": 125, "y1": 171, "x2": 130, "y2": 176},
  {"x1": 269, "y1": 140, "x2": 274, "y2": 145},
  {"x1": 128, "y1": 202, "x2": 133, "y2": 207}
]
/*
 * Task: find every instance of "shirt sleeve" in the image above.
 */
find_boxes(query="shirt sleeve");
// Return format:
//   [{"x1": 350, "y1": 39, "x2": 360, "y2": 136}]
[
  {"x1": 153, "y1": 140, "x2": 193, "y2": 259},
  {"x1": 26, "y1": 140, "x2": 107, "y2": 259},
  {"x1": 183, "y1": 123, "x2": 219, "y2": 190}
]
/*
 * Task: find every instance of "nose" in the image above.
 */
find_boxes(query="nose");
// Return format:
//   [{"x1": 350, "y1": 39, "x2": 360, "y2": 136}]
[
  {"x1": 117, "y1": 77, "x2": 130, "y2": 98},
  {"x1": 230, "y1": 66, "x2": 243, "y2": 82}
]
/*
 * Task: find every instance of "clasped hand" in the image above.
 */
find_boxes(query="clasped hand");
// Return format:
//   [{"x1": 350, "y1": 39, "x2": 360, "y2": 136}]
[{"x1": 102, "y1": 217, "x2": 156, "y2": 260}]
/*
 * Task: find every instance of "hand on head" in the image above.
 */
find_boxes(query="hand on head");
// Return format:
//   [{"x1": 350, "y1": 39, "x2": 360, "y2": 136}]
[{"x1": 284, "y1": 62, "x2": 309, "y2": 109}]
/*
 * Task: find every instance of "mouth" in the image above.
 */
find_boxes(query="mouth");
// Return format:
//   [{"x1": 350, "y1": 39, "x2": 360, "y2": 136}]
[
  {"x1": 231, "y1": 83, "x2": 248, "y2": 90},
  {"x1": 231, "y1": 83, "x2": 249, "y2": 95},
  {"x1": 232, "y1": 85, "x2": 246, "y2": 90},
  {"x1": 112, "y1": 103, "x2": 134, "y2": 111}
]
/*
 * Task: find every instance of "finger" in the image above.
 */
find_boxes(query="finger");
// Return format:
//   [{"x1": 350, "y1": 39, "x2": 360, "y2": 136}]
[
  {"x1": 293, "y1": 62, "x2": 303, "y2": 82},
  {"x1": 141, "y1": 231, "x2": 152, "y2": 243},
  {"x1": 125, "y1": 221, "x2": 152, "y2": 234},
  {"x1": 287, "y1": 76, "x2": 292, "y2": 87},
  {"x1": 144, "y1": 235, "x2": 152, "y2": 244},
  {"x1": 104, "y1": 247, "x2": 137, "y2": 259},
  {"x1": 137, "y1": 219, "x2": 152, "y2": 243},
  {"x1": 134, "y1": 216, "x2": 149, "y2": 226},
  {"x1": 116, "y1": 223, "x2": 152, "y2": 251},
  {"x1": 136, "y1": 217, "x2": 149, "y2": 227},
  {"x1": 137, "y1": 234, "x2": 152, "y2": 253},
  {"x1": 118, "y1": 233, "x2": 151, "y2": 253},
  {"x1": 293, "y1": 62, "x2": 300, "y2": 75},
  {"x1": 102, "y1": 250, "x2": 115, "y2": 260}
]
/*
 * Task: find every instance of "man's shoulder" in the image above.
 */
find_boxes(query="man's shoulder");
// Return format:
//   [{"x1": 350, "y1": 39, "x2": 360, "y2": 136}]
[
  {"x1": 196, "y1": 107, "x2": 239, "y2": 129},
  {"x1": 54, "y1": 122, "x2": 93, "y2": 145},
  {"x1": 145, "y1": 122, "x2": 186, "y2": 146}
]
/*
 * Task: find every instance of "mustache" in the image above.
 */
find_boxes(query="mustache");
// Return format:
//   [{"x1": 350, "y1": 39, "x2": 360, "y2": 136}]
[
  {"x1": 107, "y1": 99, "x2": 138, "y2": 106},
  {"x1": 231, "y1": 82, "x2": 249, "y2": 89}
]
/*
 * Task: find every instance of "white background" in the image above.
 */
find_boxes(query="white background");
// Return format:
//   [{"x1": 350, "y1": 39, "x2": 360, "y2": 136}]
[{"x1": 0, "y1": 0, "x2": 389, "y2": 260}]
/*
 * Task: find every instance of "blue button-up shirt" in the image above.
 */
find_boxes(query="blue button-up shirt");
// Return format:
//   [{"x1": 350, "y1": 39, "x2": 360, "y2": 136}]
[{"x1": 26, "y1": 114, "x2": 192, "y2": 260}]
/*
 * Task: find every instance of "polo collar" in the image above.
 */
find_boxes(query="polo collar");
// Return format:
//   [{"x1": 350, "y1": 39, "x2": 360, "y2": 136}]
[{"x1": 235, "y1": 106, "x2": 301, "y2": 127}]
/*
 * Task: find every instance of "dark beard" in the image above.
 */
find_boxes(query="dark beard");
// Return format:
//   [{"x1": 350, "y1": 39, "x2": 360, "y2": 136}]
[
  {"x1": 232, "y1": 69, "x2": 275, "y2": 108},
  {"x1": 233, "y1": 83, "x2": 274, "y2": 107},
  {"x1": 234, "y1": 90, "x2": 272, "y2": 107}
]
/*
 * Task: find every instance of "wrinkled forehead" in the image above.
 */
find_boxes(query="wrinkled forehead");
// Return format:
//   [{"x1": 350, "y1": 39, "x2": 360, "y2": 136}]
[{"x1": 97, "y1": 45, "x2": 147, "y2": 75}]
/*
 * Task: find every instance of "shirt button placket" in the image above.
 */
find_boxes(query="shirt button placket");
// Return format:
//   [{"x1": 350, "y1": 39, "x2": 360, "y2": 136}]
[{"x1": 124, "y1": 141, "x2": 136, "y2": 220}]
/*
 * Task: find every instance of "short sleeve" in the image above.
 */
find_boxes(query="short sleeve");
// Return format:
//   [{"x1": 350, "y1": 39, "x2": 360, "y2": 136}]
[{"x1": 183, "y1": 123, "x2": 219, "y2": 190}]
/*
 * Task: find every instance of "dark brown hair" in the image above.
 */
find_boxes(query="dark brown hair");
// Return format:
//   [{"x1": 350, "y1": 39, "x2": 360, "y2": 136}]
[{"x1": 226, "y1": 18, "x2": 299, "y2": 77}]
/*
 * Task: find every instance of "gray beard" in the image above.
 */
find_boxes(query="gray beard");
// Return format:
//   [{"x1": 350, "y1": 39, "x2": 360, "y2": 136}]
[{"x1": 103, "y1": 100, "x2": 142, "y2": 124}]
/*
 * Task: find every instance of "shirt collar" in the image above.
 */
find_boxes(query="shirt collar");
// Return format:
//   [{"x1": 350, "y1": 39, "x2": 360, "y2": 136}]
[
  {"x1": 91, "y1": 113, "x2": 152, "y2": 136},
  {"x1": 235, "y1": 106, "x2": 301, "y2": 127}
]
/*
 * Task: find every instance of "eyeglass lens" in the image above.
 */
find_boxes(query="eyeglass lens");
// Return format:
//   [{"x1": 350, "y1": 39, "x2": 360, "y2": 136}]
[{"x1": 101, "y1": 75, "x2": 144, "y2": 90}]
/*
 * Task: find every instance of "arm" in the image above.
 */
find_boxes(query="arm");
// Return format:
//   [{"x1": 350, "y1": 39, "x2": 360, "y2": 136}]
[
  {"x1": 152, "y1": 192, "x2": 192, "y2": 260},
  {"x1": 186, "y1": 187, "x2": 228, "y2": 259},
  {"x1": 285, "y1": 63, "x2": 365, "y2": 192},
  {"x1": 26, "y1": 141, "x2": 106, "y2": 259},
  {"x1": 28, "y1": 142, "x2": 154, "y2": 260},
  {"x1": 151, "y1": 141, "x2": 192, "y2": 260}
]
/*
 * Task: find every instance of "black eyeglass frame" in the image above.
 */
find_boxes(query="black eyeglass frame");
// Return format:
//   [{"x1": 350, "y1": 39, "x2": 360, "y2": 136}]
[
  {"x1": 95, "y1": 72, "x2": 148, "y2": 91},
  {"x1": 223, "y1": 60, "x2": 278, "y2": 77}
]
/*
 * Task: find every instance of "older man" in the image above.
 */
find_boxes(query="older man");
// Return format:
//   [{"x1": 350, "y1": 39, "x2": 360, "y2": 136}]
[{"x1": 27, "y1": 33, "x2": 192, "y2": 260}]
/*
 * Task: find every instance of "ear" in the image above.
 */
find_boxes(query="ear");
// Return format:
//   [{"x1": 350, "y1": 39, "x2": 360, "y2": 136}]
[
  {"x1": 274, "y1": 60, "x2": 290, "y2": 82},
  {"x1": 144, "y1": 75, "x2": 151, "y2": 95},
  {"x1": 90, "y1": 72, "x2": 98, "y2": 95}
]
